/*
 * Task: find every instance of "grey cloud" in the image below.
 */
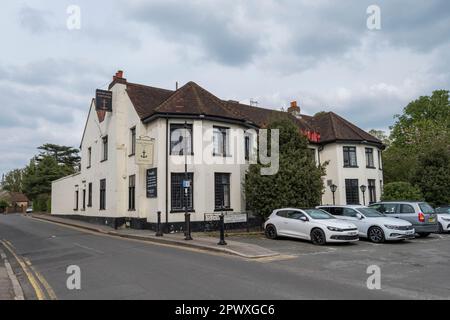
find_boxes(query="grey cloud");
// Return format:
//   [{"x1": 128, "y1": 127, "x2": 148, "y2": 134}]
[
  {"x1": 126, "y1": 0, "x2": 264, "y2": 66},
  {"x1": 18, "y1": 5, "x2": 54, "y2": 34}
]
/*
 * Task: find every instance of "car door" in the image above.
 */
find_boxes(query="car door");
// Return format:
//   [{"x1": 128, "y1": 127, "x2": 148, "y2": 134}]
[
  {"x1": 379, "y1": 203, "x2": 399, "y2": 218},
  {"x1": 274, "y1": 210, "x2": 290, "y2": 235},
  {"x1": 341, "y1": 208, "x2": 365, "y2": 236},
  {"x1": 284, "y1": 210, "x2": 310, "y2": 239},
  {"x1": 396, "y1": 203, "x2": 417, "y2": 225}
]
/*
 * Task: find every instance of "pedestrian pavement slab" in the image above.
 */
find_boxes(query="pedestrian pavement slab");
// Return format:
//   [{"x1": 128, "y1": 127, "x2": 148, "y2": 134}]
[{"x1": 31, "y1": 214, "x2": 280, "y2": 259}]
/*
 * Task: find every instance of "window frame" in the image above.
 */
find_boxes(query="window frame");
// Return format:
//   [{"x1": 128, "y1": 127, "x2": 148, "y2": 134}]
[
  {"x1": 87, "y1": 147, "x2": 92, "y2": 169},
  {"x1": 170, "y1": 124, "x2": 193, "y2": 156},
  {"x1": 368, "y1": 179, "x2": 377, "y2": 204},
  {"x1": 170, "y1": 172, "x2": 194, "y2": 212},
  {"x1": 128, "y1": 175, "x2": 136, "y2": 211},
  {"x1": 130, "y1": 127, "x2": 136, "y2": 156},
  {"x1": 99, "y1": 179, "x2": 106, "y2": 210},
  {"x1": 87, "y1": 182, "x2": 92, "y2": 207},
  {"x1": 365, "y1": 147, "x2": 375, "y2": 168},
  {"x1": 101, "y1": 136, "x2": 108, "y2": 162},
  {"x1": 343, "y1": 146, "x2": 358, "y2": 168},
  {"x1": 213, "y1": 126, "x2": 230, "y2": 157},
  {"x1": 214, "y1": 173, "x2": 232, "y2": 211},
  {"x1": 74, "y1": 189, "x2": 79, "y2": 211},
  {"x1": 345, "y1": 179, "x2": 360, "y2": 205}
]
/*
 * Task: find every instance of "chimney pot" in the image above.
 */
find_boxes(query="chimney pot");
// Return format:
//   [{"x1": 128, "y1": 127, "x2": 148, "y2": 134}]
[
  {"x1": 288, "y1": 100, "x2": 301, "y2": 117},
  {"x1": 290, "y1": 101, "x2": 297, "y2": 108}
]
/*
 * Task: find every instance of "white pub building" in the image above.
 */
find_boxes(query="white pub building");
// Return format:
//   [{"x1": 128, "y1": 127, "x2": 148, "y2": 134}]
[{"x1": 51, "y1": 71, "x2": 384, "y2": 231}]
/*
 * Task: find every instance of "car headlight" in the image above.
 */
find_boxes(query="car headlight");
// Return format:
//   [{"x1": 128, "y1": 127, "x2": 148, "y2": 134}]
[
  {"x1": 327, "y1": 226, "x2": 343, "y2": 232},
  {"x1": 384, "y1": 225, "x2": 402, "y2": 230}
]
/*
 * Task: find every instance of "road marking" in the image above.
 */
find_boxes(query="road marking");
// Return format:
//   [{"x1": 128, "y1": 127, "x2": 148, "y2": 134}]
[
  {"x1": 73, "y1": 242, "x2": 105, "y2": 254},
  {"x1": 23, "y1": 257, "x2": 57, "y2": 300},
  {"x1": 0, "y1": 249, "x2": 24, "y2": 300},
  {"x1": 1, "y1": 240, "x2": 45, "y2": 300}
]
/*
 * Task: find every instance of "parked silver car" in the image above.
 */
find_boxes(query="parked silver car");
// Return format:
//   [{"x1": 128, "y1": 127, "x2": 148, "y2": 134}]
[
  {"x1": 369, "y1": 201, "x2": 438, "y2": 237},
  {"x1": 317, "y1": 205, "x2": 415, "y2": 243}
]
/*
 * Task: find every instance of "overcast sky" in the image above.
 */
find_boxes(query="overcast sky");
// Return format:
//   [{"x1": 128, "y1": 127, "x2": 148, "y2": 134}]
[{"x1": 1, "y1": 0, "x2": 449, "y2": 176}]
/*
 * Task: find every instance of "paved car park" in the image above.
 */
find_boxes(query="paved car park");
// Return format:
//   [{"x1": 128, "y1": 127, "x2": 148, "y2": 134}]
[{"x1": 229, "y1": 233, "x2": 450, "y2": 299}]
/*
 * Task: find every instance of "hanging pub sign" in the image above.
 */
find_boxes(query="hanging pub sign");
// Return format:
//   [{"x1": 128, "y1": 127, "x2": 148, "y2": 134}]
[
  {"x1": 95, "y1": 89, "x2": 113, "y2": 112},
  {"x1": 135, "y1": 137, "x2": 154, "y2": 166},
  {"x1": 146, "y1": 168, "x2": 157, "y2": 198}
]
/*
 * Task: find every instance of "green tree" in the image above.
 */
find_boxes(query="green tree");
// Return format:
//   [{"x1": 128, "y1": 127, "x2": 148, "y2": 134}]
[
  {"x1": 368, "y1": 129, "x2": 391, "y2": 147},
  {"x1": 0, "y1": 199, "x2": 10, "y2": 212},
  {"x1": 37, "y1": 143, "x2": 80, "y2": 171},
  {"x1": 1, "y1": 169, "x2": 24, "y2": 192},
  {"x1": 412, "y1": 145, "x2": 450, "y2": 207},
  {"x1": 381, "y1": 182, "x2": 423, "y2": 201},
  {"x1": 23, "y1": 155, "x2": 69, "y2": 211},
  {"x1": 244, "y1": 118, "x2": 327, "y2": 219},
  {"x1": 384, "y1": 90, "x2": 450, "y2": 183}
]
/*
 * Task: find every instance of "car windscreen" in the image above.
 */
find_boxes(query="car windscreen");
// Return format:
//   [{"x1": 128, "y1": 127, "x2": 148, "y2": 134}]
[
  {"x1": 419, "y1": 203, "x2": 435, "y2": 214},
  {"x1": 304, "y1": 209, "x2": 334, "y2": 219},
  {"x1": 357, "y1": 208, "x2": 385, "y2": 217},
  {"x1": 436, "y1": 207, "x2": 450, "y2": 213}
]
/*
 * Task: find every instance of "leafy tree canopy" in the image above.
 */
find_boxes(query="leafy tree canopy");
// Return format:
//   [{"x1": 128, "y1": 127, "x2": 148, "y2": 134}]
[
  {"x1": 412, "y1": 145, "x2": 450, "y2": 207},
  {"x1": 37, "y1": 143, "x2": 80, "y2": 170},
  {"x1": 381, "y1": 182, "x2": 423, "y2": 202},
  {"x1": 244, "y1": 118, "x2": 327, "y2": 219},
  {"x1": 1, "y1": 169, "x2": 24, "y2": 193}
]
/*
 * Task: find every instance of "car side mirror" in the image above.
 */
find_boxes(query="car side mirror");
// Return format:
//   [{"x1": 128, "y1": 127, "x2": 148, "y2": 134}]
[
  {"x1": 356, "y1": 213, "x2": 363, "y2": 220},
  {"x1": 299, "y1": 216, "x2": 308, "y2": 222}
]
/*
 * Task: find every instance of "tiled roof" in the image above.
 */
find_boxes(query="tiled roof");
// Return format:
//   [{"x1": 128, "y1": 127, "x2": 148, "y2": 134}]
[
  {"x1": 0, "y1": 191, "x2": 29, "y2": 203},
  {"x1": 302, "y1": 112, "x2": 382, "y2": 144},
  {"x1": 120, "y1": 78, "x2": 380, "y2": 145}
]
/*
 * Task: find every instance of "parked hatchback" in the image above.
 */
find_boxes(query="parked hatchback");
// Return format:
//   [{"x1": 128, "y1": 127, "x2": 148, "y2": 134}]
[
  {"x1": 318, "y1": 205, "x2": 415, "y2": 243},
  {"x1": 369, "y1": 201, "x2": 438, "y2": 237},
  {"x1": 435, "y1": 206, "x2": 450, "y2": 233},
  {"x1": 264, "y1": 208, "x2": 359, "y2": 245}
]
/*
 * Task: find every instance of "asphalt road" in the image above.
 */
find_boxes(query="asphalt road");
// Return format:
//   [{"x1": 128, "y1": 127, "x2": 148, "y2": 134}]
[{"x1": 0, "y1": 214, "x2": 449, "y2": 299}]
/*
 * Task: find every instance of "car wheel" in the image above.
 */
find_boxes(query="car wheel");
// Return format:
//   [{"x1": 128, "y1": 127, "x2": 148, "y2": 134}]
[
  {"x1": 417, "y1": 232, "x2": 430, "y2": 238},
  {"x1": 438, "y1": 223, "x2": 444, "y2": 234},
  {"x1": 368, "y1": 226, "x2": 385, "y2": 243},
  {"x1": 265, "y1": 224, "x2": 278, "y2": 239},
  {"x1": 310, "y1": 228, "x2": 327, "y2": 245}
]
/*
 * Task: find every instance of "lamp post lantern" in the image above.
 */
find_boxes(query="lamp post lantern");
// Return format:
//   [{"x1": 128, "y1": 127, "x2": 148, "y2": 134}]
[
  {"x1": 360, "y1": 184, "x2": 367, "y2": 206},
  {"x1": 330, "y1": 184, "x2": 337, "y2": 205}
]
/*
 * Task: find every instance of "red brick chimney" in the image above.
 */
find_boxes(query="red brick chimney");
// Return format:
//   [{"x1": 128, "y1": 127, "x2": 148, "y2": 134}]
[
  {"x1": 287, "y1": 100, "x2": 300, "y2": 116},
  {"x1": 109, "y1": 70, "x2": 127, "y2": 89},
  {"x1": 113, "y1": 70, "x2": 124, "y2": 80}
]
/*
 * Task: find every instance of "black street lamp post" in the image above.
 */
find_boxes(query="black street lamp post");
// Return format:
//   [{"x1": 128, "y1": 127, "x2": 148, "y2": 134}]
[
  {"x1": 218, "y1": 205, "x2": 227, "y2": 246},
  {"x1": 184, "y1": 121, "x2": 193, "y2": 241},
  {"x1": 360, "y1": 185, "x2": 367, "y2": 206},
  {"x1": 330, "y1": 184, "x2": 337, "y2": 205}
]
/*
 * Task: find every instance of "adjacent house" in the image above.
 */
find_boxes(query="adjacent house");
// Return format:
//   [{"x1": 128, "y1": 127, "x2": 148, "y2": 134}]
[
  {"x1": 51, "y1": 71, "x2": 384, "y2": 230},
  {"x1": 0, "y1": 191, "x2": 30, "y2": 213}
]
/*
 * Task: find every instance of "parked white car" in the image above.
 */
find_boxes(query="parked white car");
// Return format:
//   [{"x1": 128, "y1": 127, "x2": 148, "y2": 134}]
[
  {"x1": 435, "y1": 206, "x2": 450, "y2": 233},
  {"x1": 264, "y1": 208, "x2": 359, "y2": 245},
  {"x1": 318, "y1": 205, "x2": 415, "y2": 243}
]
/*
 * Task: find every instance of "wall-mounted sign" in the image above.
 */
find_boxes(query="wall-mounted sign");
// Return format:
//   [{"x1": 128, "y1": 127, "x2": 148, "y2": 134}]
[
  {"x1": 146, "y1": 168, "x2": 157, "y2": 198},
  {"x1": 224, "y1": 213, "x2": 247, "y2": 224},
  {"x1": 135, "y1": 138, "x2": 154, "y2": 166},
  {"x1": 95, "y1": 89, "x2": 112, "y2": 112}
]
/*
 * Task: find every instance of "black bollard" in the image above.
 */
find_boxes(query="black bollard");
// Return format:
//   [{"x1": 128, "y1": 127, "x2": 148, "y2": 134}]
[
  {"x1": 185, "y1": 213, "x2": 193, "y2": 240},
  {"x1": 156, "y1": 211, "x2": 163, "y2": 237},
  {"x1": 218, "y1": 213, "x2": 227, "y2": 245}
]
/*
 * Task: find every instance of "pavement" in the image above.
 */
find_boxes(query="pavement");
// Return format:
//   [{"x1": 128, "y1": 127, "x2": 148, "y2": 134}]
[
  {"x1": 0, "y1": 246, "x2": 24, "y2": 300},
  {"x1": 1, "y1": 213, "x2": 450, "y2": 299},
  {"x1": 30, "y1": 213, "x2": 279, "y2": 259}
]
